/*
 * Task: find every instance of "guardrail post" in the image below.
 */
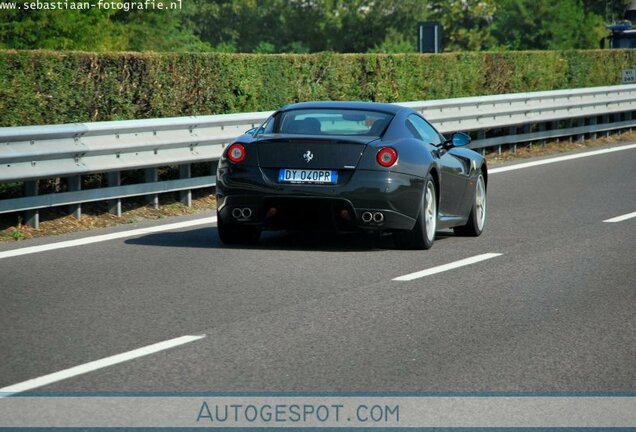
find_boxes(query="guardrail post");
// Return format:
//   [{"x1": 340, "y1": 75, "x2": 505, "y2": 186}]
[
  {"x1": 476, "y1": 130, "x2": 486, "y2": 156},
  {"x1": 577, "y1": 118, "x2": 585, "y2": 143},
  {"x1": 179, "y1": 164, "x2": 192, "y2": 207},
  {"x1": 590, "y1": 116, "x2": 598, "y2": 139},
  {"x1": 602, "y1": 114, "x2": 610, "y2": 137},
  {"x1": 552, "y1": 121, "x2": 560, "y2": 143},
  {"x1": 68, "y1": 175, "x2": 81, "y2": 219},
  {"x1": 24, "y1": 180, "x2": 39, "y2": 229},
  {"x1": 538, "y1": 123, "x2": 546, "y2": 147},
  {"x1": 509, "y1": 127, "x2": 517, "y2": 154},
  {"x1": 522, "y1": 125, "x2": 531, "y2": 149},
  {"x1": 107, "y1": 172, "x2": 122, "y2": 217},
  {"x1": 145, "y1": 168, "x2": 159, "y2": 209},
  {"x1": 628, "y1": 111, "x2": 633, "y2": 132}
]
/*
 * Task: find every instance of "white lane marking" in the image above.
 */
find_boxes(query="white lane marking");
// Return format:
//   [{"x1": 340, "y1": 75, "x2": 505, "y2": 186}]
[
  {"x1": 603, "y1": 211, "x2": 636, "y2": 223},
  {"x1": 0, "y1": 334, "x2": 205, "y2": 397},
  {"x1": 393, "y1": 253, "x2": 502, "y2": 282},
  {"x1": 0, "y1": 217, "x2": 216, "y2": 260},
  {"x1": 489, "y1": 143, "x2": 636, "y2": 174}
]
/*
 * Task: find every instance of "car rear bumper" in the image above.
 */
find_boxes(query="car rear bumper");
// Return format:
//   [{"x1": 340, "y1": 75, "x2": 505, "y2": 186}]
[{"x1": 216, "y1": 167, "x2": 423, "y2": 232}]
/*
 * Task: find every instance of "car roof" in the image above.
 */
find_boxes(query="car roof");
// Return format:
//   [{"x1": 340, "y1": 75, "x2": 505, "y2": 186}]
[{"x1": 280, "y1": 101, "x2": 408, "y2": 115}]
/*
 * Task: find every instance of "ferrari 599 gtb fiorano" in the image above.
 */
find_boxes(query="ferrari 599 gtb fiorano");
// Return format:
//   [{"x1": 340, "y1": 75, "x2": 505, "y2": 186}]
[{"x1": 216, "y1": 101, "x2": 487, "y2": 249}]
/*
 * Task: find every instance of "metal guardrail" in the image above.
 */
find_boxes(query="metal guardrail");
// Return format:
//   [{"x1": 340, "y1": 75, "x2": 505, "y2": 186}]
[{"x1": 1, "y1": 84, "x2": 635, "y2": 228}]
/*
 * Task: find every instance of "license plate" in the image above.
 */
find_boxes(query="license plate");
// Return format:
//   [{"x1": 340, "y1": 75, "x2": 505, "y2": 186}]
[{"x1": 278, "y1": 169, "x2": 338, "y2": 184}]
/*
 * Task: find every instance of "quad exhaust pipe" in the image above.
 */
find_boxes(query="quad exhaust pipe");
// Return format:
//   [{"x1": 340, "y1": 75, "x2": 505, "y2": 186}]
[
  {"x1": 361, "y1": 211, "x2": 384, "y2": 224},
  {"x1": 232, "y1": 207, "x2": 253, "y2": 220},
  {"x1": 232, "y1": 207, "x2": 382, "y2": 224}
]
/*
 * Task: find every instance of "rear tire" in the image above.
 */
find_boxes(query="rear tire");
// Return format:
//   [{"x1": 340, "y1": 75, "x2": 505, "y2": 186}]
[
  {"x1": 394, "y1": 174, "x2": 436, "y2": 250},
  {"x1": 217, "y1": 211, "x2": 261, "y2": 245},
  {"x1": 454, "y1": 171, "x2": 486, "y2": 237}
]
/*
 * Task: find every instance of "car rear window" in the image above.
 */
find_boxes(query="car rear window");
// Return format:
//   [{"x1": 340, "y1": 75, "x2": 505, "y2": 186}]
[{"x1": 275, "y1": 109, "x2": 393, "y2": 136}]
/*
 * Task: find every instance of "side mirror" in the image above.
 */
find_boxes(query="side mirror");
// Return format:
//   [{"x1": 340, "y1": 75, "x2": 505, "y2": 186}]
[
  {"x1": 245, "y1": 127, "x2": 258, "y2": 135},
  {"x1": 450, "y1": 132, "x2": 471, "y2": 148}
]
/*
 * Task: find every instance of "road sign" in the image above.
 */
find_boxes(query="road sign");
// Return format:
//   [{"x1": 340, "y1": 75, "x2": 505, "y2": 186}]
[
  {"x1": 622, "y1": 69, "x2": 636, "y2": 83},
  {"x1": 418, "y1": 22, "x2": 442, "y2": 53}
]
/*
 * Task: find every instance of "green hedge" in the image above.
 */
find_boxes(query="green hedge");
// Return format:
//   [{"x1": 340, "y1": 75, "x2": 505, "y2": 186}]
[{"x1": 1, "y1": 49, "x2": 635, "y2": 127}]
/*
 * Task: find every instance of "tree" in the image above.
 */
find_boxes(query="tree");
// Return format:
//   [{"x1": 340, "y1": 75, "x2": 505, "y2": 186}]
[
  {"x1": 113, "y1": 1, "x2": 210, "y2": 52},
  {"x1": 427, "y1": 0, "x2": 497, "y2": 51},
  {"x1": 0, "y1": 0, "x2": 623, "y2": 53},
  {"x1": 491, "y1": 0, "x2": 608, "y2": 50},
  {"x1": 369, "y1": 28, "x2": 417, "y2": 53},
  {"x1": 581, "y1": 0, "x2": 631, "y2": 23},
  {"x1": 184, "y1": 0, "x2": 429, "y2": 53},
  {"x1": 0, "y1": 3, "x2": 122, "y2": 50},
  {"x1": 0, "y1": 0, "x2": 208, "y2": 51},
  {"x1": 294, "y1": 0, "x2": 429, "y2": 52}
]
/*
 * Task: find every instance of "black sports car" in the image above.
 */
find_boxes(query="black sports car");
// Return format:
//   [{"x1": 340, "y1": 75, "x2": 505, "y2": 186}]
[{"x1": 216, "y1": 101, "x2": 487, "y2": 249}]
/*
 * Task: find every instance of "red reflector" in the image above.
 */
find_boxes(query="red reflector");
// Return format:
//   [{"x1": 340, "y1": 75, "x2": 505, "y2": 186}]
[
  {"x1": 227, "y1": 143, "x2": 246, "y2": 163},
  {"x1": 376, "y1": 147, "x2": 398, "y2": 167}
]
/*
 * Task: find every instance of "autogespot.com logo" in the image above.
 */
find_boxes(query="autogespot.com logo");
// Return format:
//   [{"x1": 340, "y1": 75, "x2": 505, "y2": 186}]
[{"x1": 196, "y1": 401, "x2": 400, "y2": 425}]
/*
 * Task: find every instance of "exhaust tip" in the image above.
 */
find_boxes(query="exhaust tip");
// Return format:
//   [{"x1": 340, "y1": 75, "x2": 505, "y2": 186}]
[
  {"x1": 373, "y1": 212, "x2": 384, "y2": 223},
  {"x1": 361, "y1": 212, "x2": 373, "y2": 223},
  {"x1": 232, "y1": 207, "x2": 253, "y2": 220}
]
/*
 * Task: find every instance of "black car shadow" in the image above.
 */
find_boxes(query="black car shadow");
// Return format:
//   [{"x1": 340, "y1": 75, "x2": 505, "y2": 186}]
[{"x1": 125, "y1": 226, "x2": 453, "y2": 252}]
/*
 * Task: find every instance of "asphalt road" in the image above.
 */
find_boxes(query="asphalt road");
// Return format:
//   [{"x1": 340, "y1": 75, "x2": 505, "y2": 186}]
[{"x1": 0, "y1": 144, "x2": 634, "y2": 393}]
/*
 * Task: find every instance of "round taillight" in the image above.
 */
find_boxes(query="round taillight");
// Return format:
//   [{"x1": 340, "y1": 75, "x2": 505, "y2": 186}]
[
  {"x1": 227, "y1": 143, "x2": 246, "y2": 163},
  {"x1": 376, "y1": 147, "x2": 398, "y2": 167}
]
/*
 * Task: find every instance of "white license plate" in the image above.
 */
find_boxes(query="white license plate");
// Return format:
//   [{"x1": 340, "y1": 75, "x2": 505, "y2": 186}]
[{"x1": 278, "y1": 169, "x2": 338, "y2": 184}]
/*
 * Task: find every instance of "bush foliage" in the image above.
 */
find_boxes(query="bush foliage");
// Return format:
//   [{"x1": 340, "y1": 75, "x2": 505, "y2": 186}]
[{"x1": 1, "y1": 49, "x2": 635, "y2": 127}]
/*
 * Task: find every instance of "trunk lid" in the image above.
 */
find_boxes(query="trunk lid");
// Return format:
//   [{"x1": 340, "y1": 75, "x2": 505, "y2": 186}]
[{"x1": 256, "y1": 134, "x2": 376, "y2": 169}]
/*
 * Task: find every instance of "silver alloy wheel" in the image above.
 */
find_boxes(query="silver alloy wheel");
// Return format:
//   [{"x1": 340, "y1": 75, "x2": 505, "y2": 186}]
[
  {"x1": 425, "y1": 181, "x2": 437, "y2": 241},
  {"x1": 475, "y1": 174, "x2": 486, "y2": 231}
]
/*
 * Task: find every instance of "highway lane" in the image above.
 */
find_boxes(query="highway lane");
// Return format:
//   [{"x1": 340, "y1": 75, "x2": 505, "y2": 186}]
[{"x1": 0, "y1": 144, "x2": 634, "y2": 392}]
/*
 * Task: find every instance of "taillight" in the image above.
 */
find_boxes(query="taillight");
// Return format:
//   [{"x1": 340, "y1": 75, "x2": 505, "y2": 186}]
[
  {"x1": 376, "y1": 147, "x2": 398, "y2": 167},
  {"x1": 227, "y1": 143, "x2": 246, "y2": 163}
]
